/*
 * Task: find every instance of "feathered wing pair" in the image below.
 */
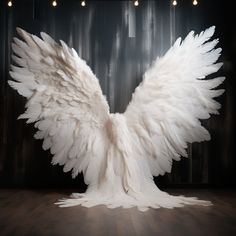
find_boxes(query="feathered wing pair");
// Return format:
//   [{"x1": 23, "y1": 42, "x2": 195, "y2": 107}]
[{"x1": 8, "y1": 26, "x2": 225, "y2": 211}]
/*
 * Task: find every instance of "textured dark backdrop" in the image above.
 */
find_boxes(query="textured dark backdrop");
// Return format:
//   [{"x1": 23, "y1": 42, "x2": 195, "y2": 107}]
[{"x1": 0, "y1": 0, "x2": 235, "y2": 189}]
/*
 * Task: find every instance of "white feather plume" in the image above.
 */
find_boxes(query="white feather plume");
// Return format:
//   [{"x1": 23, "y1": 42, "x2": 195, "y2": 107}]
[
  {"x1": 9, "y1": 27, "x2": 110, "y2": 183},
  {"x1": 124, "y1": 26, "x2": 225, "y2": 177},
  {"x1": 9, "y1": 26, "x2": 224, "y2": 211}
]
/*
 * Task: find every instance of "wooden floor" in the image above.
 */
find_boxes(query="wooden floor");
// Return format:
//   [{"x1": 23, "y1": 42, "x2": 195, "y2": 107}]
[{"x1": 0, "y1": 189, "x2": 236, "y2": 236}]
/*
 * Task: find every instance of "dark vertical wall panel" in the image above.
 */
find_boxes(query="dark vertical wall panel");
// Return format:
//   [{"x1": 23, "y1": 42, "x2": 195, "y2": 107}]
[{"x1": 0, "y1": 0, "x2": 235, "y2": 188}]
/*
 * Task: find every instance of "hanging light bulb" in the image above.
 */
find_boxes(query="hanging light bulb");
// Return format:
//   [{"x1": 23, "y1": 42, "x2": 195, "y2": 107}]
[
  {"x1": 134, "y1": 0, "x2": 139, "y2": 6},
  {"x1": 172, "y1": 0, "x2": 177, "y2": 6},
  {"x1": 193, "y1": 0, "x2": 198, "y2": 5},
  {"x1": 7, "y1": 0, "x2": 13, "y2": 7},
  {"x1": 81, "y1": 0, "x2": 86, "y2": 7},
  {"x1": 52, "y1": 0, "x2": 57, "y2": 7}
]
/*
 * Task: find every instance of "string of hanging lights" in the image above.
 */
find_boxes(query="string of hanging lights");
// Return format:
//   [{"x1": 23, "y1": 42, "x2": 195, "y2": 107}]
[
  {"x1": 172, "y1": 0, "x2": 199, "y2": 6},
  {"x1": 6, "y1": 0, "x2": 200, "y2": 8}
]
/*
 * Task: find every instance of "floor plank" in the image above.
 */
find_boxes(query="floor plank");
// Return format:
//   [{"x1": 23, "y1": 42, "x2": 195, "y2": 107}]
[{"x1": 0, "y1": 189, "x2": 236, "y2": 236}]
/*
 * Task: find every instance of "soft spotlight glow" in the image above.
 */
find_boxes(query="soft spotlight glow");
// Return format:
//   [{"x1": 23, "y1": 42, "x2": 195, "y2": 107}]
[
  {"x1": 193, "y1": 0, "x2": 198, "y2": 5},
  {"x1": 134, "y1": 0, "x2": 139, "y2": 6},
  {"x1": 52, "y1": 0, "x2": 57, "y2": 7},
  {"x1": 172, "y1": 0, "x2": 177, "y2": 6},
  {"x1": 81, "y1": 0, "x2": 86, "y2": 7},
  {"x1": 8, "y1": 0, "x2": 12, "y2": 7}
]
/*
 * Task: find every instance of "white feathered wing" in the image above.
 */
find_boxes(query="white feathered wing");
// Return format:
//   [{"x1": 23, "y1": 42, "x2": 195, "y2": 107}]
[
  {"x1": 8, "y1": 28, "x2": 110, "y2": 185},
  {"x1": 9, "y1": 26, "x2": 224, "y2": 211},
  {"x1": 124, "y1": 26, "x2": 225, "y2": 178},
  {"x1": 55, "y1": 26, "x2": 224, "y2": 211}
]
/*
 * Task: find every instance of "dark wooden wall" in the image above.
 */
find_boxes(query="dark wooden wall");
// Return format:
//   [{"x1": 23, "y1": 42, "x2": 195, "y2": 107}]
[{"x1": 0, "y1": 0, "x2": 235, "y2": 188}]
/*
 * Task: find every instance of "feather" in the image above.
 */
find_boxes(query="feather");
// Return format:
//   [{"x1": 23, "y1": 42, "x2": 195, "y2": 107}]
[
  {"x1": 40, "y1": 32, "x2": 57, "y2": 46},
  {"x1": 8, "y1": 80, "x2": 33, "y2": 98}
]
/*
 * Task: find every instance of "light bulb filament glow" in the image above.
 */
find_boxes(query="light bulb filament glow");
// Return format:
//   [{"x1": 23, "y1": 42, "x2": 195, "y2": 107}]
[
  {"x1": 8, "y1": 0, "x2": 13, "y2": 7},
  {"x1": 52, "y1": 0, "x2": 57, "y2": 7}
]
